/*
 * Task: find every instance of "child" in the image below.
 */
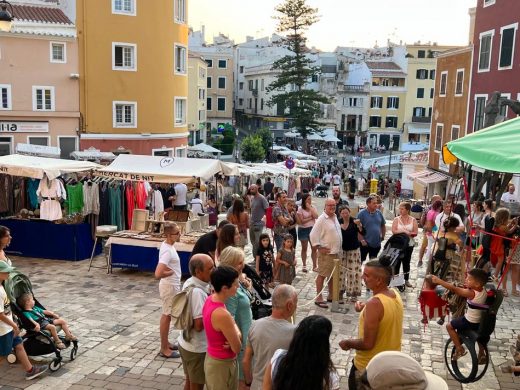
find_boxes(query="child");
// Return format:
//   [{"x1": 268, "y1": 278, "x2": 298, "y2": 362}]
[
  {"x1": 255, "y1": 233, "x2": 274, "y2": 289},
  {"x1": 428, "y1": 268, "x2": 489, "y2": 362},
  {"x1": 276, "y1": 234, "x2": 296, "y2": 285},
  {"x1": 17, "y1": 292, "x2": 77, "y2": 350},
  {"x1": 0, "y1": 262, "x2": 48, "y2": 380}
]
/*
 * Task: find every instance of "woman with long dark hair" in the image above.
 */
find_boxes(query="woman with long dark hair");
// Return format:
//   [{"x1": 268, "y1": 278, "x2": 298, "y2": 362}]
[
  {"x1": 296, "y1": 193, "x2": 318, "y2": 273},
  {"x1": 228, "y1": 198, "x2": 249, "y2": 250},
  {"x1": 262, "y1": 315, "x2": 339, "y2": 390},
  {"x1": 216, "y1": 224, "x2": 240, "y2": 263},
  {"x1": 0, "y1": 225, "x2": 12, "y2": 266}
]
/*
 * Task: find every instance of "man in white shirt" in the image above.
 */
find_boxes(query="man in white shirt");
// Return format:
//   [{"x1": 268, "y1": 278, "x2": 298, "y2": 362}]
[
  {"x1": 178, "y1": 254, "x2": 214, "y2": 390},
  {"x1": 154, "y1": 222, "x2": 182, "y2": 358},
  {"x1": 323, "y1": 172, "x2": 332, "y2": 188},
  {"x1": 310, "y1": 198, "x2": 342, "y2": 308},
  {"x1": 173, "y1": 182, "x2": 188, "y2": 210},
  {"x1": 332, "y1": 172, "x2": 341, "y2": 186},
  {"x1": 434, "y1": 201, "x2": 464, "y2": 236},
  {"x1": 501, "y1": 184, "x2": 518, "y2": 203},
  {"x1": 243, "y1": 285, "x2": 298, "y2": 390},
  {"x1": 190, "y1": 193, "x2": 204, "y2": 215}
]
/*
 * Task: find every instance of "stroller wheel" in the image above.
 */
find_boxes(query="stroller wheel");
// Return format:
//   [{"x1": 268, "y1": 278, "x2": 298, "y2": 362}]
[
  {"x1": 70, "y1": 347, "x2": 78, "y2": 361},
  {"x1": 7, "y1": 352, "x2": 17, "y2": 364},
  {"x1": 398, "y1": 285, "x2": 406, "y2": 292},
  {"x1": 49, "y1": 358, "x2": 62, "y2": 372}
]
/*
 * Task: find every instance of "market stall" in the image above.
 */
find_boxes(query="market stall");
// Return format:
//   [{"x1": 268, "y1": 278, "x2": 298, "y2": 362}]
[{"x1": 0, "y1": 154, "x2": 103, "y2": 261}]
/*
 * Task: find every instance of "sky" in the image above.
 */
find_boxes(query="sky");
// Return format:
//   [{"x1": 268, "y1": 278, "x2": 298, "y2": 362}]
[{"x1": 189, "y1": 0, "x2": 477, "y2": 51}]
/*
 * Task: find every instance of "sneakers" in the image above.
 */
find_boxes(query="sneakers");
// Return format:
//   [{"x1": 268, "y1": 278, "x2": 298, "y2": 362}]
[
  {"x1": 26, "y1": 364, "x2": 48, "y2": 380},
  {"x1": 405, "y1": 281, "x2": 414, "y2": 288},
  {"x1": 452, "y1": 348, "x2": 467, "y2": 361}
]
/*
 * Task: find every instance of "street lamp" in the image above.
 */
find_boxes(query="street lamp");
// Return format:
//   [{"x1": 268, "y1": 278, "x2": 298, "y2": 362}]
[
  {"x1": 0, "y1": 1, "x2": 14, "y2": 32},
  {"x1": 387, "y1": 138, "x2": 394, "y2": 179}
]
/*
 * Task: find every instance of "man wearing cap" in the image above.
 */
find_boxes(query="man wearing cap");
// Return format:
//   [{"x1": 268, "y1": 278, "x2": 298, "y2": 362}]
[
  {"x1": 0, "y1": 262, "x2": 48, "y2": 380},
  {"x1": 249, "y1": 185, "x2": 269, "y2": 255},
  {"x1": 339, "y1": 259, "x2": 404, "y2": 389},
  {"x1": 363, "y1": 351, "x2": 448, "y2": 389}
]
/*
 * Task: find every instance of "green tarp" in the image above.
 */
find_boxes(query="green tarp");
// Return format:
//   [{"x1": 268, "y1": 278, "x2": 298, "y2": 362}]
[{"x1": 443, "y1": 116, "x2": 520, "y2": 173}]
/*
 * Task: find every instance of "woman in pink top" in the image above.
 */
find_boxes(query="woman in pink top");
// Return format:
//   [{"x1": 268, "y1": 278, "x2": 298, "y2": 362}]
[
  {"x1": 203, "y1": 266, "x2": 242, "y2": 390},
  {"x1": 296, "y1": 193, "x2": 319, "y2": 273}
]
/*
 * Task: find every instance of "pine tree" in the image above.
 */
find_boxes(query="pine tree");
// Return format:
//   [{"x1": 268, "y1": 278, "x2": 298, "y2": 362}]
[{"x1": 267, "y1": 0, "x2": 329, "y2": 145}]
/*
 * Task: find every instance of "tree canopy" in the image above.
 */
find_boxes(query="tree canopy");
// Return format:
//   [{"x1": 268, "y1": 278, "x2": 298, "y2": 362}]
[{"x1": 240, "y1": 135, "x2": 265, "y2": 162}]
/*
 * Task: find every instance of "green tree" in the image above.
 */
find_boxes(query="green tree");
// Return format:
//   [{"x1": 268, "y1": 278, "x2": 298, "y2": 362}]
[
  {"x1": 267, "y1": 0, "x2": 329, "y2": 142},
  {"x1": 240, "y1": 135, "x2": 265, "y2": 162},
  {"x1": 257, "y1": 127, "x2": 273, "y2": 157}
]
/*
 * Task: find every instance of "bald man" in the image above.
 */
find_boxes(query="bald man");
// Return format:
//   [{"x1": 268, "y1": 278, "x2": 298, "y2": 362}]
[
  {"x1": 310, "y1": 198, "x2": 342, "y2": 308},
  {"x1": 177, "y1": 254, "x2": 214, "y2": 390}
]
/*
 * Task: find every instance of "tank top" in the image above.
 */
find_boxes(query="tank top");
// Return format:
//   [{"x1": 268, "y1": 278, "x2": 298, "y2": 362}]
[
  {"x1": 202, "y1": 295, "x2": 237, "y2": 360},
  {"x1": 397, "y1": 216, "x2": 414, "y2": 233},
  {"x1": 465, "y1": 288, "x2": 487, "y2": 323},
  {"x1": 354, "y1": 289, "x2": 403, "y2": 370},
  {"x1": 297, "y1": 207, "x2": 315, "y2": 228}
]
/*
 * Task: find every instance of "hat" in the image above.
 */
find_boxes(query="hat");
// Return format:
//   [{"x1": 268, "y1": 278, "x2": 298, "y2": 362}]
[
  {"x1": 0, "y1": 261, "x2": 15, "y2": 273},
  {"x1": 365, "y1": 351, "x2": 448, "y2": 390}
]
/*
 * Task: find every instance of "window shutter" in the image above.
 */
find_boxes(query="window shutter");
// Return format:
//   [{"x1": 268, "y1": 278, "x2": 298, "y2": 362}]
[
  {"x1": 395, "y1": 98, "x2": 399, "y2": 109},
  {"x1": 416, "y1": 69, "x2": 421, "y2": 79}
]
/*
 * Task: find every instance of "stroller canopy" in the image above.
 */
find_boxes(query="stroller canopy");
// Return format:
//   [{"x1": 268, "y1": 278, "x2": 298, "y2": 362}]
[{"x1": 4, "y1": 270, "x2": 33, "y2": 304}]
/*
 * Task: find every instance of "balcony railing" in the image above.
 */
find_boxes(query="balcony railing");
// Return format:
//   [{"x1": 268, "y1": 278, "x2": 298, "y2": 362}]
[
  {"x1": 412, "y1": 116, "x2": 431, "y2": 123},
  {"x1": 338, "y1": 84, "x2": 369, "y2": 93}
]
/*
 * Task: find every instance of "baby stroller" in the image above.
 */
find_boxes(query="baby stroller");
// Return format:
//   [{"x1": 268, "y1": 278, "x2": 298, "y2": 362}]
[
  {"x1": 4, "y1": 270, "x2": 79, "y2": 372},
  {"x1": 243, "y1": 264, "x2": 272, "y2": 320},
  {"x1": 378, "y1": 233, "x2": 410, "y2": 292},
  {"x1": 315, "y1": 185, "x2": 328, "y2": 198}
]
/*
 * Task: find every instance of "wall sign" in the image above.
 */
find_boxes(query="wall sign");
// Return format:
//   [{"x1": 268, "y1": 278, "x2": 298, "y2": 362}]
[{"x1": 0, "y1": 121, "x2": 49, "y2": 133}]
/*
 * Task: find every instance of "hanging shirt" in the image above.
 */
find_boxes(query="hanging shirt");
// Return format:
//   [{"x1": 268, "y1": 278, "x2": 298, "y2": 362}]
[
  {"x1": 152, "y1": 190, "x2": 165, "y2": 218},
  {"x1": 83, "y1": 182, "x2": 100, "y2": 215},
  {"x1": 65, "y1": 183, "x2": 84, "y2": 214},
  {"x1": 27, "y1": 179, "x2": 40, "y2": 209},
  {"x1": 36, "y1": 178, "x2": 63, "y2": 221}
]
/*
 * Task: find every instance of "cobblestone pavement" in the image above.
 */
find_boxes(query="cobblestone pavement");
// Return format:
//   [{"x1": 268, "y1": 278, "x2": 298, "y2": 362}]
[{"x1": 1, "y1": 195, "x2": 519, "y2": 390}]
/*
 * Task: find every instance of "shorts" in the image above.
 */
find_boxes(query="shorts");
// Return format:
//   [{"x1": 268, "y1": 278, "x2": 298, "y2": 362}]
[
  {"x1": 179, "y1": 345, "x2": 206, "y2": 384},
  {"x1": 0, "y1": 331, "x2": 23, "y2": 357},
  {"x1": 204, "y1": 354, "x2": 238, "y2": 390},
  {"x1": 317, "y1": 253, "x2": 337, "y2": 278},
  {"x1": 450, "y1": 316, "x2": 480, "y2": 333},
  {"x1": 159, "y1": 283, "x2": 177, "y2": 315},
  {"x1": 298, "y1": 226, "x2": 312, "y2": 241}
]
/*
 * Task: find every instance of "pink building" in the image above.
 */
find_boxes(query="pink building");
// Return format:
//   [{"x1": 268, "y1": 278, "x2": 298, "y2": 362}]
[{"x1": 0, "y1": 2, "x2": 79, "y2": 159}]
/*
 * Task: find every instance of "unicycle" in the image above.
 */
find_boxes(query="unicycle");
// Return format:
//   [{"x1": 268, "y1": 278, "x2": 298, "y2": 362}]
[{"x1": 444, "y1": 330, "x2": 489, "y2": 383}]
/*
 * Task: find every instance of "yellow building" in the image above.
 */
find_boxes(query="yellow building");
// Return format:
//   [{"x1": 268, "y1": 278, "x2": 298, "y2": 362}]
[
  {"x1": 77, "y1": 0, "x2": 189, "y2": 157},
  {"x1": 403, "y1": 44, "x2": 458, "y2": 148},
  {"x1": 366, "y1": 61, "x2": 406, "y2": 151},
  {"x1": 187, "y1": 53, "x2": 207, "y2": 146}
]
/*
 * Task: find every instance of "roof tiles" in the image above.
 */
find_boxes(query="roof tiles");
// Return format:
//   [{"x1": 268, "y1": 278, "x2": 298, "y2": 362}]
[
  {"x1": 366, "y1": 61, "x2": 402, "y2": 71},
  {"x1": 13, "y1": 4, "x2": 73, "y2": 25}
]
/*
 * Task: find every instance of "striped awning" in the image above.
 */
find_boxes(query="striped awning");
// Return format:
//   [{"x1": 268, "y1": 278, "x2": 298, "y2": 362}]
[{"x1": 407, "y1": 169, "x2": 450, "y2": 185}]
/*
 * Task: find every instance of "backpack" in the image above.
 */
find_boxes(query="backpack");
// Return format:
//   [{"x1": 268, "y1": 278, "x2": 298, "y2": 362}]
[{"x1": 170, "y1": 285, "x2": 195, "y2": 341}]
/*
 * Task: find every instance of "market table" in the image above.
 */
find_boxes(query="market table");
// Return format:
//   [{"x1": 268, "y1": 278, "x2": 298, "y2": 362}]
[
  {"x1": 106, "y1": 232, "x2": 196, "y2": 275},
  {"x1": 2, "y1": 218, "x2": 101, "y2": 261}
]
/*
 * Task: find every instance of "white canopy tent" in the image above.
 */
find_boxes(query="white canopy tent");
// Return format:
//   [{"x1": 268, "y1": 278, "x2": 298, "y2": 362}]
[
  {"x1": 0, "y1": 154, "x2": 102, "y2": 180},
  {"x1": 188, "y1": 143, "x2": 223, "y2": 154},
  {"x1": 271, "y1": 145, "x2": 290, "y2": 151},
  {"x1": 71, "y1": 148, "x2": 116, "y2": 161},
  {"x1": 307, "y1": 133, "x2": 324, "y2": 141},
  {"x1": 323, "y1": 134, "x2": 341, "y2": 143},
  {"x1": 277, "y1": 150, "x2": 318, "y2": 160},
  {"x1": 284, "y1": 131, "x2": 299, "y2": 138},
  {"x1": 95, "y1": 154, "x2": 229, "y2": 183},
  {"x1": 15, "y1": 143, "x2": 61, "y2": 158}
]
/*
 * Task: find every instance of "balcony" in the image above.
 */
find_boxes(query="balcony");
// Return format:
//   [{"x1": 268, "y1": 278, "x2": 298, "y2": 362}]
[
  {"x1": 412, "y1": 116, "x2": 431, "y2": 123},
  {"x1": 338, "y1": 84, "x2": 370, "y2": 93},
  {"x1": 252, "y1": 88, "x2": 258, "y2": 97}
]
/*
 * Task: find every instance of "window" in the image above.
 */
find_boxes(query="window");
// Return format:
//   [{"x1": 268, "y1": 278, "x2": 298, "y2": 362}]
[
  {"x1": 239, "y1": 82, "x2": 244, "y2": 90},
  {"x1": 413, "y1": 107, "x2": 426, "y2": 117},
  {"x1": 435, "y1": 125, "x2": 443, "y2": 151},
  {"x1": 387, "y1": 96, "x2": 399, "y2": 109},
  {"x1": 238, "y1": 98, "x2": 243, "y2": 106},
  {"x1": 455, "y1": 69, "x2": 464, "y2": 96},
  {"x1": 28, "y1": 137, "x2": 49, "y2": 146},
  {"x1": 198, "y1": 66, "x2": 205, "y2": 79},
  {"x1": 439, "y1": 71, "x2": 448, "y2": 96},
  {"x1": 112, "y1": 0, "x2": 135, "y2": 15},
  {"x1": 430, "y1": 88, "x2": 434, "y2": 99},
  {"x1": 261, "y1": 79, "x2": 265, "y2": 91},
  {"x1": 239, "y1": 66, "x2": 244, "y2": 73},
  {"x1": 0, "y1": 137, "x2": 12, "y2": 156},
  {"x1": 58, "y1": 136, "x2": 78, "y2": 159},
  {"x1": 418, "y1": 50, "x2": 426, "y2": 58},
  {"x1": 369, "y1": 116, "x2": 381, "y2": 127},
  {"x1": 248, "y1": 98, "x2": 252, "y2": 109},
  {"x1": 218, "y1": 59, "x2": 227, "y2": 69},
  {"x1": 483, "y1": 0, "x2": 496, "y2": 7},
  {"x1": 474, "y1": 95, "x2": 487, "y2": 131},
  {"x1": 386, "y1": 116, "x2": 398, "y2": 128},
  {"x1": 311, "y1": 74, "x2": 318, "y2": 82},
  {"x1": 217, "y1": 97, "x2": 226, "y2": 111},
  {"x1": 174, "y1": 0, "x2": 186, "y2": 23},
  {"x1": 499, "y1": 23, "x2": 518, "y2": 69},
  {"x1": 416, "y1": 69, "x2": 428, "y2": 79},
  {"x1": 430, "y1": 70, "x2": 435, "y2": 80},
  {"x1": 261, "y1": 98, "x2": 264, "y2": 110},
  {"x1": 218, "y1": 77, "x2": 226, "y2": 89},
  {"x1": 370, "y1": 96, "x2": 382, "y2": 108},
  {"x1": 50, "y1": 42, "x2": 66, "y2": 63},
  {"x1": 0, "y1": 85, "x2": 11, "y2": 110},
  {"x1": 207, "y1": 77, "x2": 212, "y2": 89},
  {"x1": 478, "y1": 30, "x2": 494, "y2": 72},
  {"x1": 248, "y1": 80, "x2": 254, "y2": 91},
  {"x1": 174, "y1": 44, "x2": 187, "y2": 74},
  {"x1": 451, "y1": 125, "x2": 460, "y2": 141},
  {"x1": 198, "y1": 88, "x2": 205, "y2": 100},
  {"x1": 174, "y1": 98, "x2": 187, "y2": 126},
  {"x1": 32, "y1": 86, "x2": 55, "y2": 111},
  {"x1": 417, "y1": 88, "x2": 425, "y2": 98},
  {"x1": 113, "y1": 43, "x2": 137, "y2": 71},
  {"x1": 205, "y1": 59, "x2": 213, "y2": 68},
  {"x1": 113, "y1": 101, "x2": 137, "y2": 128},
  {"x1": 207, "y1": 97, "x2": 212, "y2": 110},
  {"x1": 500, "y1": 93, "x2": 510, "y2": 117}
]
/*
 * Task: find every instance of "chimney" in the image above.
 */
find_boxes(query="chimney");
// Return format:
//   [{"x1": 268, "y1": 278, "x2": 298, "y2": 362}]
[{"x1": 468, "y1": 7, "x2": 476, "y2": 45}]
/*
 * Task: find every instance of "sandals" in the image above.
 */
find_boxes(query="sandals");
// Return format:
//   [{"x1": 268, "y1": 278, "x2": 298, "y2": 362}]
[
  {"x1": 314, "y1": 301, "x2": 328, "y2": 309},
  {"x1": 452, "y1": 348, "x2": 467, "y2": 361},
  {"x1": 478, "y1": 352, "x2": 487, "y2": 365},
  {"x1": 302, "y1": 266, "x2": 308, "y2": 273},
  {"x1": 503, "y1": 290, "x2": 509, "y2": 297},
  {"x1": 65, "y1": 335, "x2": 78, "y2": 342},
  {"x1": 55, "y1": 340, "x2": 66, "y2": 350}
]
